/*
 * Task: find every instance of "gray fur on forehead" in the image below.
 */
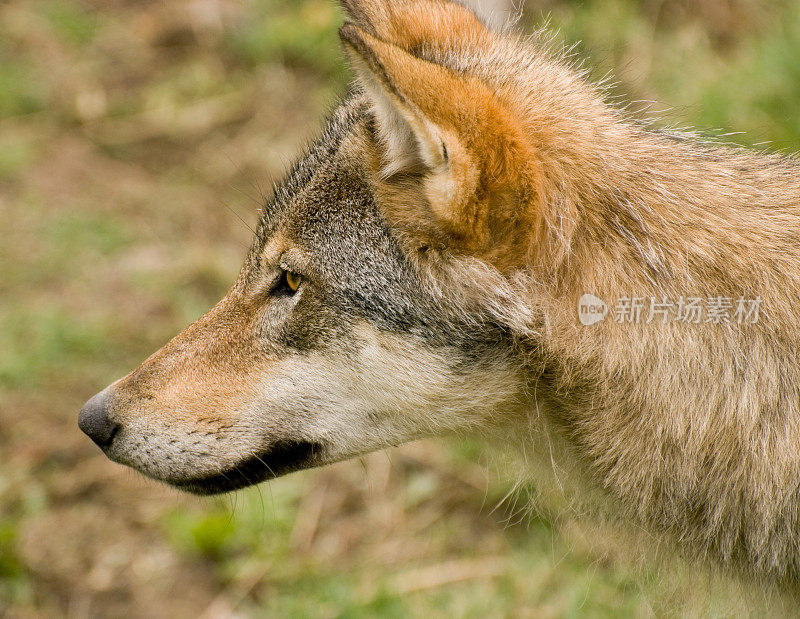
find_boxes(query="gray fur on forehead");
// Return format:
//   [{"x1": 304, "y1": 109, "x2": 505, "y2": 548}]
[
  {"x1": 272, "y1": 95, "x2": 436, "y2": 332},
  {"x1": 246, "y1": 92, "x2": 511, "y2": 349},
  {"x1": 253, "y1": 90, "x2": 394, "y2": 277},
  {"x1": 256, "y1": 92, "x2": 370, "y2": 240}
]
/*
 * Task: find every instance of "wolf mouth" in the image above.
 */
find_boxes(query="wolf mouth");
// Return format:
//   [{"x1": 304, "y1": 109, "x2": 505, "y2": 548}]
[{"x1": 170, "y1": 439, "x2": 324, "y2": 495}]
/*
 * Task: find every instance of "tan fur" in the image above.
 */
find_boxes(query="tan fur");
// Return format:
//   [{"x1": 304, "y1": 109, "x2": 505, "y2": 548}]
[
  {"x1": 342, "y1": 0, "x2": 800, "y2": 583},
  {"x1": 82, "y1": 0, "x2": 800, "y2": 587}
]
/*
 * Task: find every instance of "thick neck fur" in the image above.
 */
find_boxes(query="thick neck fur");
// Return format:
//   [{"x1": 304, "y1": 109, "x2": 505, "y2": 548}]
[
  {"x1": 440, "y1": 29, "x2": 800, "y2": 583},
  {"x1": 343, "y1": 1, "x2": 800, "y2": 582},
  {"x1": 543, "y1": 105, "x2": 799, "y2": 585}
]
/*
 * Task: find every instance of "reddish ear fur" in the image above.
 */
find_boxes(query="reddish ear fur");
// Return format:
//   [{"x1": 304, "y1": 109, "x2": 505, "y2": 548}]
[
  {"x1": 341, "y1": 0, "x2": 492, "y2": 53},
  {"x1": 340, "y1": 20, "x2": 543, "y2": 270}
]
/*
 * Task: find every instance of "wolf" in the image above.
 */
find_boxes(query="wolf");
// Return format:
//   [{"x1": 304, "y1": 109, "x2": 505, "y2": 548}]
[{"x1": 79, "y1": 0, "x2": 800, "y2": 584}]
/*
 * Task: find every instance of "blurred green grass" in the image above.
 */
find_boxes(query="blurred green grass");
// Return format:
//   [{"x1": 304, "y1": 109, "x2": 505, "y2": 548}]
[
  {"x1": 1, "y1": 0, "x2": 799, "y2": 616},
  {"x1": 550, "y1": 0, "x2": 800, "y2": 148}
]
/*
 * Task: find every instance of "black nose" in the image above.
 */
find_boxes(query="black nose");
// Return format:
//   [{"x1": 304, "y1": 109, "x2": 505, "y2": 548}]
[{"x1": 78, "y1": 391, "x2": 119, "y2": 447}]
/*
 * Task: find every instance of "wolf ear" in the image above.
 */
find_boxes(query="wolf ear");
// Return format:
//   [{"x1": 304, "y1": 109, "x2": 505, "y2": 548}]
[
  {"x1": 339, "y1": 22, "x2": 540, "y2": 264},
  {"x1": 339, "y1": 0, "x2": 491, "y2": 42},
  {"x1": 340, "y1": 23, "x2": 452, "y2": 176},
  {"x1": 338, "y1": 0, "x2": 389, "y2": 36}
]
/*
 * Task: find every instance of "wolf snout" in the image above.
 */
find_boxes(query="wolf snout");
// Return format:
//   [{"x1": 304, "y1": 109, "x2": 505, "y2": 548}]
[{"x1": 78, "y1": 390, "x2": 120, "y2": 448}]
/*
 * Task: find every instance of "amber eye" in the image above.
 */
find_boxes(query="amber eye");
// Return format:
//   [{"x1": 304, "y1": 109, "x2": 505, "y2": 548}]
[
  {"x1": 285, "y1": 270, "x2": 302, "y2": 293},
  {"x1": 270, "y1": 269, "x2": 303, "y2": 297}
]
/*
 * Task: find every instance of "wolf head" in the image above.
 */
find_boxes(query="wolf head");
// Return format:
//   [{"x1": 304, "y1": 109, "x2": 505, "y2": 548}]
[{"x1": 79, "y1": 0, "x2": 590, "y2": 494}]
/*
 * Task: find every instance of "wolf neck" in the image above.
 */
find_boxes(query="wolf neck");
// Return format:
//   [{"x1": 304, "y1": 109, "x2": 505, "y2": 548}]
[
  {"x1": 504, "y1": 104, "x2": 800, "y2": 580},
  {"x1": 440, "y1": 42, "x2": 800, "y2": 580}
]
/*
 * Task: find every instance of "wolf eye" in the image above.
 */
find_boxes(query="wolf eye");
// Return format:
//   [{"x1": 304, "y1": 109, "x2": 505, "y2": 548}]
[
  {"x1": 286, "y1": 271, "x2": 302, "y2": 292},
  {"x1": 272, "y1": 269, "x2": 302, "y2": 296}
]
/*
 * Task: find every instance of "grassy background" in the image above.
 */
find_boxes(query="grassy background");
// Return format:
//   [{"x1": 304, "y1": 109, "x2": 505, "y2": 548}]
[{"x1": 2, "y1": 0, "x2": 799, "y2": 616}]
